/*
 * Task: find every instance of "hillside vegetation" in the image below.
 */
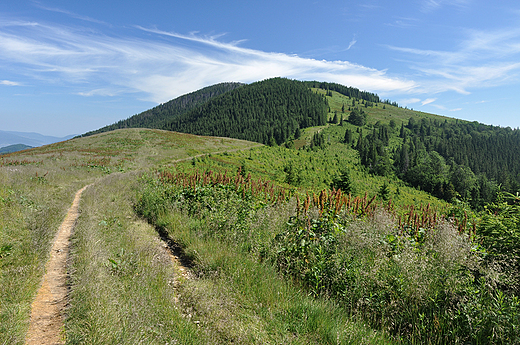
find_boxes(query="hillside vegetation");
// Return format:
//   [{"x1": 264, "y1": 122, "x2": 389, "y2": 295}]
[
  {"x1": 81, "y1": 82, "x2": 244, "y2": 137},
  {"x1": 163, "y1": 78, "x2": 328, "y2": 145},
  {"x1": 0, "y1": 144, "x2": 32, "y2": 154},
  {"x1": 82, "y1": 77, "x2": 520, "y2": 208},
  {"x1": 1, "y1": 79, "x2": 519, "y2": 344}
]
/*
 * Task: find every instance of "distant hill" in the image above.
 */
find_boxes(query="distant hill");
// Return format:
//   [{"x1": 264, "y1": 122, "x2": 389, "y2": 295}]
[
  {"x1": 80, "y1": 82, "x2": 244, "y2": 137},
  {"x1": 0, "y1": 144, "x2": 33, "y2": 154},
  {"x1": 78, "y1": 77, "x2": 520, "y2": 206},
  {"x1": 81, "y1": 79, "x2": 397, "y2": 144},
  {"x1": 0, "y1": 130, "x2": 75, "y2": 148},
  {"x1": 162, "y1": 78, "x2": 328, "y2": 145}
]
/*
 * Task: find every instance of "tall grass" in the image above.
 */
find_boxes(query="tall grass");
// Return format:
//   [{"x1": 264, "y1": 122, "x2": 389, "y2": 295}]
[
  {"x1": 135, "y1": 171, "x2": 396, "y2": 343},
  {"x1": 65, "y1": 172, "x2": 204, "y2": 344},
  {"x1": 0, "y1": 129, "x2": 260, "y2": 343},
  {"x1": 0, "y1": 164, "x2": 96, "y2": 344},
  {"x1": 136, "y1": 168, "x2": 519, "y2": 344}
]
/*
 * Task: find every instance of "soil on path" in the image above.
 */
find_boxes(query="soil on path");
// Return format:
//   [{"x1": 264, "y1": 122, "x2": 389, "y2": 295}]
[{"x1": 25, "y1": 184, "x2": 91, "y2": 345}]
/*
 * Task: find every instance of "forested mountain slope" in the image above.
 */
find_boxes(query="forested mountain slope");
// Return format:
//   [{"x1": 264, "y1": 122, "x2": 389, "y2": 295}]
[
  {"x1": 80, "y1": 77, "x2": 520, "y2": 208},
  {"x1": 162, "y1": 78, "x2": 328, "y2": 145},
  {"x1": 80, "y1": 82, "x2": 243, "y2": 137}
]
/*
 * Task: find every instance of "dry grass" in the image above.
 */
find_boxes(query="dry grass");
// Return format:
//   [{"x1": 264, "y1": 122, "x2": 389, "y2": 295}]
[{"x1": 0, "y1": 129, "x2": 260, "y2": 344}]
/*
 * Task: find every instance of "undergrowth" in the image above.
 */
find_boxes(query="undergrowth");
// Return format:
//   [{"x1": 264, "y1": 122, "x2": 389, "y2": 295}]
[{"x1": 136, "y1": 168, "x2": 519, "y2": 344}]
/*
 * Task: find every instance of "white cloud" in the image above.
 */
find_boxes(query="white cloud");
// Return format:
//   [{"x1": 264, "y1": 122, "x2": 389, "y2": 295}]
[
  {"x1": 400, "y1": 98, "x2": 421, "y2": 105},
  {"x1": 420, "y1": 0, "x2": 471, "y2": 12},
  {"x1": 450, "y1": 108, "x2": 462, "y2": 111},
  {"x1": 387, "y1": 27, "x2": 520, "y2": 95},
  {"x1": 346, "y1": 37, "x2": 357, "y2": 50},
  {"x1": 77, "y1": 88, "x2": 120, "y2": 97},
  {"x1": 0, "y1": 80, "x2": 20, "y2": 86},
  {"x1": 421, "y1": 98, "x2": 436, "y2": 105},
  {"x1": 430, "y1": 104, "x2": 446, "y2": 110},
  {"x1": 0, "y1": 18, "x2": 417, "y2": 104}
]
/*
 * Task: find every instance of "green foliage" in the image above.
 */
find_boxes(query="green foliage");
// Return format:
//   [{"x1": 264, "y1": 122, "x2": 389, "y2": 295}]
[
  {"x1": 165, "y1": 78, "x2": 328, "y2": 145},
  {"x1": 0, "y1": 144, "x2": 32, "y2": 154},
  {"x1": 343, "y1": 128, "x2": 353, "y2": 144},
  {"x1": 310, "y1": 131, "x2": 326, "y2": 150},
  {"x1": 136, "y1": 175, "x2": 393, "y2": 343},
  {"x1": 304, "y1": 81, "x2": 380, "y2": 103},
  {"x1": 80, "y1": 82, "x2": 244, "y2": 137},
  {"x1": 378, "y1": 181, "x2": 391, "y2": 201},
  {"x1": 355, "y1": 128, "x2": 392, "y2": 176},
  {"x1": 347, "y1": 108, "x2": 367, "y2": 126},
  {"x1": 137, "y1": 170, "x2": 520, "y2": 343},
  {"x1": 479, "y1": 192, "x2": 520, "y2": 289},
  {"x1": 284, "y1": 162, "x2": 302, "y2": 186},
  {"x1": 0, "y1": 244, "x2": 13, "y2": 258},
  {"x1": 330, "y1": 168, "x2": 355, "y2": 194},
  {"x1": 396, "y1": 117, "x2": 520, "y2": 206}
]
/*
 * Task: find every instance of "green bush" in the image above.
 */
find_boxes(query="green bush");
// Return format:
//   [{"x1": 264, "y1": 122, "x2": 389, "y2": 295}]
[{"x1": 136, "y1": 170, "x2": 520, "y2": 344}]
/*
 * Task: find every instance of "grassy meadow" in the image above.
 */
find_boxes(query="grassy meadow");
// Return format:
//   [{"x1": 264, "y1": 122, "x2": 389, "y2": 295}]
[
  {"x1": 0, "y1": 129, "x2": 259, "y2": 344},
  {"x1": 0, "y1": 93, "x2": 518, "y2": 344}
]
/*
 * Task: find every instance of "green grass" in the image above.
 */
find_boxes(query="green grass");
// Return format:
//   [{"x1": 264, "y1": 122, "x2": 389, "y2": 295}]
[
  {"x1": 315, "y1": 88, "x2": 454, "y2": 127},
  {"x1": 0, "y1": 129, "x2": 259, "y2": 344},
  {"x1": 65, "y1": 173, "x2": 203, "y2": 344},
  {"x1": 0, "y1": 163, "x2": 95, "y2": 344},
  {"x1": 137, "y1": 184, "x2": 394, "y2": 344},
  {"x1": 136, "y1": 168, "x2": 519, "y2": 344},
  {"x1": 179, "y1": 140, "x2": 447, "y2": 211},
  {"x1": 2, "y1": 124, "x2": 502, "y2": 344}
]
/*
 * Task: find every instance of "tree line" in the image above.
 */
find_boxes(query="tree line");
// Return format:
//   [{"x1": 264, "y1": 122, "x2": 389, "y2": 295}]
[
  {"x1": 80, "y1": 82, "x2": 244, "y2": 137},
  {"x1": 351, "y1": 117, "x2": 520, "y2": 209},
  {"x1": 163, "y1": 78, "x2": 328, "y2": 145},
  {"x1": 303, "y1": 81, "x2": 380, "y2": 103}
]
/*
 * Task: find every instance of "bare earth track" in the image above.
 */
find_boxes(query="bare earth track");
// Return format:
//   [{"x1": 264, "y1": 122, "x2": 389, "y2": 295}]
[
  {"x1": 25, "y1": 185, "x2": 91, "y2": 345},
  {"x1": 22, "y1": 143, "x2": 259, "y2": 344}
]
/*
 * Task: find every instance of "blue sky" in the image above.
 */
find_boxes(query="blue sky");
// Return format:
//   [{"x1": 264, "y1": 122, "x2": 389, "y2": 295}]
[{"x1": 2, "y1": 0, "x2": 520, "y2": 136}]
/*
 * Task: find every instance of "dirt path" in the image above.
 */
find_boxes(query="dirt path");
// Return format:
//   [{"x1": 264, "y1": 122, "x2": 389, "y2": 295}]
[
  {"x1": 22, "y1": 144, "x2": 259, "y2": 344},
  {"x1": 25, "y1": 184, "x2": 91, "y2": 345}
]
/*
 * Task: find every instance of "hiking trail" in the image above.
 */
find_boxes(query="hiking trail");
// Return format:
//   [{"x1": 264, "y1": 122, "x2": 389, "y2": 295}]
[{"x1": 25, "y1": 184, "x2": 91, "y2": 345}]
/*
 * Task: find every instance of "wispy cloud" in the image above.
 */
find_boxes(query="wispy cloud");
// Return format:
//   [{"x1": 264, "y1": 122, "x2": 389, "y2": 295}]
[
  {"x1": 387, "y1": 26, "x2": 520, "y2": 95},
  {"x1": 400, "y1": 98, "x2": 421, "y2": 106},
  {"x1": 32, "y1": 1, "x2": 109, "y2": 25},
  {"x1": 420, "y1": 0, "x2": 471, "y2": 13},
  {"x1": 0, "y1": 80, "x2": 20, "y2": 86},
  {"x1": 430, "y1": 104, "x2": 446, "y2": 110},
  {"x1": 0, "y1": 17, "x2": 416, "y2": 103},
  {"x1": 421, "y1": 98, "x2": 436, "y2": 105},
  {"x1": 346, "y1": 36, "x2": 357, "y2": 50}
]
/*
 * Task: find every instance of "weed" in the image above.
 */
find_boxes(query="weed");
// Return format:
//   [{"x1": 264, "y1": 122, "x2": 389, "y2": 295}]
[
  {"x1": 0, "y1": 244, "x2": 13, "y2": 258},
  {"x1": 137, "y1": 168, "x2": 520, "y2": 344}
]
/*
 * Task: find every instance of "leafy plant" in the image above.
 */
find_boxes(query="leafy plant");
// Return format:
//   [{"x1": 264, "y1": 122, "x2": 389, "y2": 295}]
[{"x1": 0, "y1": 244, "x2": 13, "y2": 258}]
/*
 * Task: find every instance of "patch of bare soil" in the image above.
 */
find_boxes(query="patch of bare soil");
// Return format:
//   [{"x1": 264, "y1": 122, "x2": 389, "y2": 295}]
[{"x1": 25, "y1": 185, "x2": 91, "y2": 345}]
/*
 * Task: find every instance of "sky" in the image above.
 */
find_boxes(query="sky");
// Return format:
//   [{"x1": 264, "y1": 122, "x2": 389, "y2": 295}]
[{"x1": 2, "y1": 1, "x2": 520, "y2": 136}]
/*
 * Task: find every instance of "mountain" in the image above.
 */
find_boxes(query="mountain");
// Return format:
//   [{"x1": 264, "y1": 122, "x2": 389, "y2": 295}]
[
  {"x1": 81, "y1": 79, "x2": 387, "y2": 145},
  {"x1": 0, "y1": 144, "x2": 33, "y2": 154},
  {"x1": 162, "y1": 78, "x2": 328, "y2": 145},
  {"x1": 80, "y1": 82, "x2": 244, "y2": 137},
  {"x1": 80, "y1": 77, "x2": 520, "y2": 207},
  {"x1": 0, "y1": 130, "x2": 75, "y2": 148}
]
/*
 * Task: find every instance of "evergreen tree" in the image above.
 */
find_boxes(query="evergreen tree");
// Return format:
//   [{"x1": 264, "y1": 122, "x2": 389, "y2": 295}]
[
  {"x1": 294, "y1": 127, "x2": 302, "y2": 139},
  {"x1": 331, "y1": 168, "x2": 355, "y2": 194},
  {"x1": 343, "y1": 129, "x2": 353, "y2": 144},
  {"x1": 378, "y1": 181, "x2": 391, "y2": 201},
  {"x1": 347, "y1": 108, "x2": 367, "y2": 126},
  {"x1": 332, "y1": 112, "x2": 339, "y2": 124}
]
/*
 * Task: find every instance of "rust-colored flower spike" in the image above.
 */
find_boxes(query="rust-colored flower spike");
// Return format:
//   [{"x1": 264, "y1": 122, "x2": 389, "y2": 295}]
[{"x1": 303, "y1": 194, "x2": 310, "y2": 215}]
